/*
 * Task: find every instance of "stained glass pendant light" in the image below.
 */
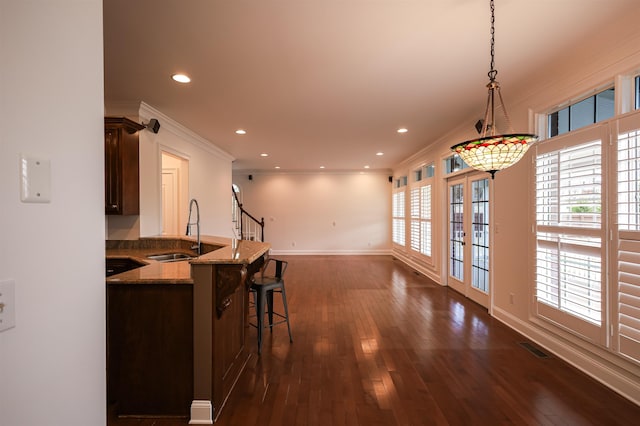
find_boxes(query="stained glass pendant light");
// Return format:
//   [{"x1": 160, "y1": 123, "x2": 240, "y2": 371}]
[{"x1": 451, "y1": 0, "x2": 538, "y2": 179}]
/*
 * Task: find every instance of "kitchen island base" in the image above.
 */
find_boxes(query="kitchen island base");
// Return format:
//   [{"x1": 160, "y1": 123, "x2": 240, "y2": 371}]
[{"x1": 106, "y1": 236, "x2": 269, "y2": 423}]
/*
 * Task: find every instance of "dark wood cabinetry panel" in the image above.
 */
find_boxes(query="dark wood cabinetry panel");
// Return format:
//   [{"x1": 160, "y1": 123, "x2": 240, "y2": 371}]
[
  {"x1": 105, "y1": 117, "x2": 144, "y2": 215},
  {"x1": 191, "y1": 263, "x2": 251, "y2": 422},
  {"x1": 107, "y1": 283, "x2": 194, "y2": 417},
  {"x1": 107, "y1": 257, "x2": 263, "y2": 421},
  {"x1": 214, "y1": 266, "x2": 248, "y2": 414}
]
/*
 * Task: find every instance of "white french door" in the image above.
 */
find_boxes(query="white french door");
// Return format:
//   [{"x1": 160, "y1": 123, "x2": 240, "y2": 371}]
[{"x1": 447, "y1": 174, "x2": 491, "y2": 308}]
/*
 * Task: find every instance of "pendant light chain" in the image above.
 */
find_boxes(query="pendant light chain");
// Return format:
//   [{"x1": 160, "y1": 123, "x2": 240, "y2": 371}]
[
  {"x1": 450, "y1": 0, "x2": 539, "y2": 178},
  {"x1": 488, "y1": 0, "x2": 497, "y2": 82}
]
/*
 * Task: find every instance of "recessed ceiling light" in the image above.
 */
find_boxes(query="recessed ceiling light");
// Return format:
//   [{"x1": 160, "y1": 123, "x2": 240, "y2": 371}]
[
  {"x1": 364, "y1": 165, "x2": 370, "y2": 169},
  {"x1": 171, "y1": 73, "x2": 191, "y2": 83},
  {"x1": 260, "y1": 153, "x2": 268, "y2": 157},
  {"x1": 274, "y1": 166, "x2": 280, "y2": 169},
  {"x1": 319, "y1": 166, "x2": 325, "y2": 169},
  {"x1": 235, "y1": 129, "x2": 246, "y2": 135},
  {"x1": 397, "y1": 128, "x2": 408, "y2": 134},
  {"x1": 376, "y1": 152, "x2": 384, "y2": 156}
]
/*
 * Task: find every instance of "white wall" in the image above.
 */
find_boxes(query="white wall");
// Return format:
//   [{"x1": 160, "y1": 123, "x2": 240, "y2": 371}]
[
  {"x1": 106, "y1": 102, "x2": 235, "y2": 239},
  {"x1": 0, "y1": 1, "x2": 106, "y2": 425},
  {"x1": 233, "y1": 171, "x2": 392, "y2": 254}
]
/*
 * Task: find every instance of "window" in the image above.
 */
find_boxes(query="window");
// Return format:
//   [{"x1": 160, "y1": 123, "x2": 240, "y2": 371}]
[
  {"x1": 444, "y1": 154, "x2": 468, "y2": 175},
  {"x1": 413, "y1": 164, "x2": 434, "y2": 181},
  {"x1": 410, "y1": 185, "x2": 432, "y2": 257},
  {"x1": 535, "y1": 79, "x2": 640, "y2": 365},
  {"x1": 394, "y1": 176, "x2": 408, "y2": 188},
  {"x1": 409, "y1": 164, "x2": 433, "y2": 257},
  {"x1": 424, "y1": 163, "x2": 435, "y2": 178},
  {"x1": 547, "y1": 87, "x2": 615, "y2": 138},
  {"x1": 392, "y1": 190, "x2": 406, "y2": 246},
  {"x1": 535, "y1": 130, "x2": 604, "y2": 343}
]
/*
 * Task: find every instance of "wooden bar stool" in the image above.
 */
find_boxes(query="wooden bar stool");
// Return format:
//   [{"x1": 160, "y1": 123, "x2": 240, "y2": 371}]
[{"x1": 249, "y1": 258, "x2": 293, "y2": 354}]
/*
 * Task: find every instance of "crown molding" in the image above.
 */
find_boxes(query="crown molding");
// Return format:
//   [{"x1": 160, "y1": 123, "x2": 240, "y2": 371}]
[
  {"x1": 232, "y1": 168, "x2": 392, "y2": 176},
  {"x1": 139, "y1": 101, "x2": 235, "y2": 162}
]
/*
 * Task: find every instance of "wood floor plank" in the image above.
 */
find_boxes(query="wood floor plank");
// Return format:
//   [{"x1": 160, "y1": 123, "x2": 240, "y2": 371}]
[{"x1": 109, "y1": 255, "x2": 640, "y2": 426}]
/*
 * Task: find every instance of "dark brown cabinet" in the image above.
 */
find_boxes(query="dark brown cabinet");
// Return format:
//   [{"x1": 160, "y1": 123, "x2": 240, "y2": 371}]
[
  {"x1": 107, "y1": 283, "x2": 194, "y2": 417},
  {"x1": 105, "y1": 117, "x2": 144, "y2": 215},
  {"x1": 106, "y1": 263, "x2": 262, "y2": 420},
  {"x1": 190, "y1": 262, "x2": 254, "y2": 422}
]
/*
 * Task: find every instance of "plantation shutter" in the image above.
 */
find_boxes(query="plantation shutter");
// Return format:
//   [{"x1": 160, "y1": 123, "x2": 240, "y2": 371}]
[
  {"x1": 392, "y1": 191, "x2": 405, "y2": 246},
  {"x1": 616, "y1": 111, "x2": 640, "y2": 363},
  {"x1": 534, "y1": 125, "x2": 606, "y2": 344},
  {"x1": 410, "y1": 188, "x2": 420, "y2": 251},
  {"x1": 421, "y1": 185, "x2": 432, "y2": 256}
]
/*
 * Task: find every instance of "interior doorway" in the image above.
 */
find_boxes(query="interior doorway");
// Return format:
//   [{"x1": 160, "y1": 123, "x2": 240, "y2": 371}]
[{"x1": 161, "y1": 151, "x2": 189, "y2": 236}]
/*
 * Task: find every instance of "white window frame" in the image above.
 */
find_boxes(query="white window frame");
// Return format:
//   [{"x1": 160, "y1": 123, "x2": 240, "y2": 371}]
[
  {"x1": 532, "y1": 100, "x2": 640, "y2": 367},
  {"x1": 533, "y1": 124, "x2": 608, "y2": 345}
]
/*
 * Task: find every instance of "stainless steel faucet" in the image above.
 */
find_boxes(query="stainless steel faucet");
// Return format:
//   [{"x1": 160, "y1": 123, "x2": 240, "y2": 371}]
[{"x1": 186, "y1": 198, "x2": 201, "y2": 255}]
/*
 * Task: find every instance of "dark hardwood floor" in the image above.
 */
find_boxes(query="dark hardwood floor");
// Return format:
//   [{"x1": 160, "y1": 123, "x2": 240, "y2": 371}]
[{"x1": 108, "y1": 255, "x2": 640, "y2": 425}]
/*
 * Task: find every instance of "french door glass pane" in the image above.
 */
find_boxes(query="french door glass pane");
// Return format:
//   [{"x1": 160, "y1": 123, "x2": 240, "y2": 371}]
[
  {"x1": 472, "y1": 179, "x2": 490, "y2": 293},
  {"x1": 450, "y1": 183, "x2": 464, "y2": 281}
]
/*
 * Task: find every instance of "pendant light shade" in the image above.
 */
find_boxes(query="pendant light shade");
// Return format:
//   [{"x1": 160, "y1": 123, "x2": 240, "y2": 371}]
[
  {"x1": 451, "y1": 0, "x2": 538, "y2": 178},
  {"x1": 452, "y1": 134, "x2": 537, "y2": 179}
]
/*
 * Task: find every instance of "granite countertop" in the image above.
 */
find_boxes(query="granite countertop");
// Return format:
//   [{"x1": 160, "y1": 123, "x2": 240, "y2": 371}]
[{"x1": 106, "y1": 235, "x2": 270, "y2": 284}]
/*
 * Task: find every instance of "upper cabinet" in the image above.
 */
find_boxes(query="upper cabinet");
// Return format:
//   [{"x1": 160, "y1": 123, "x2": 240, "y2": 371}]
[{"x1": 105, "y1": 117, "x2": 144, "y2": 215}]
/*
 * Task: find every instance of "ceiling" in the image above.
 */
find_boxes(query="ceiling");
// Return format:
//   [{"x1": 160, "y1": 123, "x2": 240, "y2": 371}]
[{"x1": 103, "y1": 0, "x2": 638, "y2": 172}]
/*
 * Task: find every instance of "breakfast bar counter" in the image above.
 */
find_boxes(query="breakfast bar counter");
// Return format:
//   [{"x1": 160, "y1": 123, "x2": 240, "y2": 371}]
[
  {"x1": 106, "y1": 235, "x2": 270, "y2": 423},
  {"x1": 106, "y1": 235, "x2": 269, "y2": 284}
]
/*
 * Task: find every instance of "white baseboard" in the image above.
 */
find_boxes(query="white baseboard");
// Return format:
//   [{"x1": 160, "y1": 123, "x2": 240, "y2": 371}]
[
  {"x1": 269, "y1": 249, "x2": 392, "y2": 256},
  {"x1": 189, "y1": 400, "x2": 213, "y2": 425},
  {"x1": 492, "y1": 306, "x2": 640, "y2": 406},
  {"x1": 391, "y1": 250, "x2": 442, "y2": 284}
]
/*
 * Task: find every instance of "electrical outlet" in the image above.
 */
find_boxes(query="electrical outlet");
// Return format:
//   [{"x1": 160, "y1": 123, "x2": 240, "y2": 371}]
[
  {"x1": 0, "y1": 280, "x2": 16, "y2": 332},
  {"x1": 509, "y1": 293, "x2": 515, "y2": 305}
]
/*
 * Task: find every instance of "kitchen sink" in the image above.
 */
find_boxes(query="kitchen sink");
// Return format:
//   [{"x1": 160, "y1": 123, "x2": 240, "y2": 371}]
[
  {"x1": 106, "y1": 257, "x2": 147, "y2": 277},
  {"x1": 147, "y1": 252, "x2": 193, "y2": 262}
]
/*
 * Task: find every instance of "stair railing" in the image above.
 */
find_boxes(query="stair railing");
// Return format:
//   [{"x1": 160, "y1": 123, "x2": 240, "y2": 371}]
[{"x1": 232, "y1": 188, "x2": 265, "y2": 242}]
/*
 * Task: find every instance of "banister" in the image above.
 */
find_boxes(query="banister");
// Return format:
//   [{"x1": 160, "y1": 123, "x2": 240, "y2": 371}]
[{"x1": 232, "y1": 187, "x2": 265, "y2": 242}]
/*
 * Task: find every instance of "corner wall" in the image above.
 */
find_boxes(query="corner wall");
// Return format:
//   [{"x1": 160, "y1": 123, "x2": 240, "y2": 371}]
[{"x1": 0, "y1": 1, "x2": 106, "y2": 425}]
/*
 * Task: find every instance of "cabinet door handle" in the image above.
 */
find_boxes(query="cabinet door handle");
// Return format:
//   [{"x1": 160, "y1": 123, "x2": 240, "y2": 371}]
[{"x1": 221, "y1": 298, "x2": 232, "y2": 310}]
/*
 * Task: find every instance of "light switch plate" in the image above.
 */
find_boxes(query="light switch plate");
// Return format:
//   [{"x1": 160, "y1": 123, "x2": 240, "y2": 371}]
[
  {"x1": 0, "y1": 280, "x2": 16, "y2": 332},
  {"x1": 20, "y1": 154, "x2": 51, "y2": 203}
]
